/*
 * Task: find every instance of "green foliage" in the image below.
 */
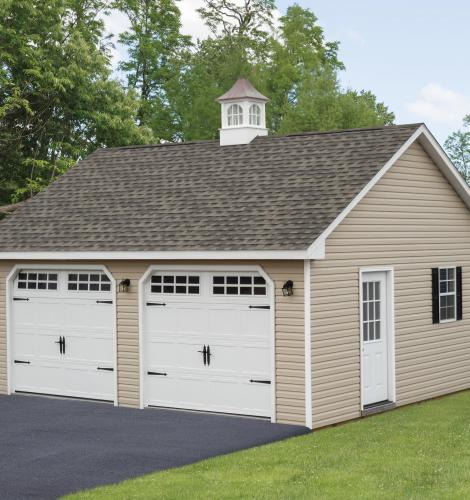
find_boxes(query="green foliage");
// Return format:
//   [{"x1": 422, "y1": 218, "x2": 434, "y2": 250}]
[
  {"x1": 172, "y1": 1, "x2": 394, "y2": 140},
  {"x1": 0, "y1": 0, "x2": 395, "y2": 203},
  {"x1": 445, "y1": 117, "x2": 470, "y2": 184},
  {"x1": 0, "y1": 0, "x2": 153, "y2": 203},
  {"x1": 114, "y1": 0, "x2": 192, "y2": 140}
]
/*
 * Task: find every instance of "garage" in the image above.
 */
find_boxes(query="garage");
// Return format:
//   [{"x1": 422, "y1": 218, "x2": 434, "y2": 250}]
[
  {"x1": 9, "y1": 268, "x2": 115, "y2": 401},
  {"x1": 142, "y1": 267, "x2": 273, "y2": 417}
]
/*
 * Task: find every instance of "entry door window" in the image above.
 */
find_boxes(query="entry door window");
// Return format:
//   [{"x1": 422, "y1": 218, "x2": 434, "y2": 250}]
[{"x1": 362, "y1": 281, "x2": 381, "y2": 341}]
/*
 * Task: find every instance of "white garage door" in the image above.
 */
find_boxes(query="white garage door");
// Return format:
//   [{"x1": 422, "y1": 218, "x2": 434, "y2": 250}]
[
  {"x1": 11, "y1": 269, "x2": 115, "y2": 401},
  {"x1": 143, "y1": 270, "x2": 272, "y2": 417}
]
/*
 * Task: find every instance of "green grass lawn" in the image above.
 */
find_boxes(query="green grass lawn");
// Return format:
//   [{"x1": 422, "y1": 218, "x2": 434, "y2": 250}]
[{"x1": 66, "y1": 391, "x2": 470, "y2": 500}]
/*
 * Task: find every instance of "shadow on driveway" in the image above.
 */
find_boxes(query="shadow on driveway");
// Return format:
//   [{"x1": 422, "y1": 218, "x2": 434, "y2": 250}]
[{"x1": 0, "y1": 394, "x2": 308, "y2": 499}]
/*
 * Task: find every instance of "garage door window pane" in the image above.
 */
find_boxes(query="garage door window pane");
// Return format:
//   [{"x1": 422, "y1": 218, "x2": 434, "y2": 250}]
[
  {"x1": 68, "y1": 273, "x2": 111, "y2": 292},
  {"x1": 211, "y1": 275, "x2": 267, "y2": 295},
  {"x1": 151, "y1": 275, "x2": 200, "y2": 294},
  {"x1": 18, "y1": 271, "x2": 58, "y2": 292}
]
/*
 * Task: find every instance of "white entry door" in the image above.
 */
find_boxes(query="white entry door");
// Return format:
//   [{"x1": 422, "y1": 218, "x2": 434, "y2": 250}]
[
  {"x1": 361, "y1": 271, "x2": 390, "y2": 406},
  {"x1": 11, "y1": 270, "x2": 115, "y2": 401},
  {"x1": 143, "y1": 270, "x2": 272, "y2": 417}
]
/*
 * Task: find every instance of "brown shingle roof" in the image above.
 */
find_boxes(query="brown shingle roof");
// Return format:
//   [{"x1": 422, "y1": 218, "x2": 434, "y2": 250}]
[{"x1": 0, "y1": 124, "x2": 422, "y2": 252}]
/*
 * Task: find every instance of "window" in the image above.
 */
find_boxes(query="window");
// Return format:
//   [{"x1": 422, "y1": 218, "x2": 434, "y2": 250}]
[
  {"x1": 17, "y1": 272, "x2": 58, "y2": 290},
  {"x1": 212, "y1": 275, "x2": 266, "y2": 295},
  {"x1": 151, "y1": 275, "x2": 200, "y2": 294},
  {"x1": 439, "y1": 267, "x2": 456, "y2": 321},
  {"x1": 227, "y1": 104, "x2": 243, "y2": 126},
  {"x1": 362, "y1": 281, "x2": 381, "y2": 341},
  {"x1": 68, "y1": 273, "x2": 111, "y2": 292},
  {"x1": 249, "y1": 104, "x2": 261, "y2": 126}
]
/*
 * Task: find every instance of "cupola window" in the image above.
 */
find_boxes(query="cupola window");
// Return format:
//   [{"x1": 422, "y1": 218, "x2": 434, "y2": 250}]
[
  {"x1": 227, "y1": 104, "x2": 243, "y2": 126},
  {"x1": 249, "y1": 104, "x2": 261, "y2": 126}
]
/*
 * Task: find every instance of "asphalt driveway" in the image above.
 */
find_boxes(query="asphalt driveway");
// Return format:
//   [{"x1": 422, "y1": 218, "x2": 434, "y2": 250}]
[{"x1": 0, "y1": 394, "x2": 307, "y2": 499}]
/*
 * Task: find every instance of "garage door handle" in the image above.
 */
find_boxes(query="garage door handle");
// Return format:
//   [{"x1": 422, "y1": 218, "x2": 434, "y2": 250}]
[
  {"x1": 14, "y1": 359, "x2": 30, "y2": 364},
  {"x1": 96, "y1": 300, "x2": 113, "y2": 304},
  {"x1": 97, "y1": 367, "x2": 114, "y2": 371},
  {"x1": 249, "y1": 305, "x2": 270, "y2": 309},
  {"x1": 146, "y1": 302, "x2": 166, "y2": 306},
  {"x1": 13, "y1": 297, "x2": 29, "y2": 301},
  {"x1": 250, "y1": 379, "x2": 271, "y2": 384},
  {"x1": 147, "y1": 371, "x2": 167, "y2": 376}
]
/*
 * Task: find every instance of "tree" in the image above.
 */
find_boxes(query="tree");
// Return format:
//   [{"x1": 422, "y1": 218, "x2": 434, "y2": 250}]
[
  {"x1": 0, "y1": 0, "x2": 152, "y2": 203},
  {"x1": 175, "y1": 1, "x2": 394, "y2": 141},
  {"x1": 445, "y1": 118, "x2": 470, "y2": 184},
  {"x1": 114, "y1": 0, "x2": 192, "y2": 140}
]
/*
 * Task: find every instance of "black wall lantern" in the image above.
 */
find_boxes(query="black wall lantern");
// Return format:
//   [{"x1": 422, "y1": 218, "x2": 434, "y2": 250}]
[
  {"x1": 282, "y1": 280, "x2": 294, "y2": 296},
  {"x1": 119, "y1": 279, "x2": 131, "y2": 293}
]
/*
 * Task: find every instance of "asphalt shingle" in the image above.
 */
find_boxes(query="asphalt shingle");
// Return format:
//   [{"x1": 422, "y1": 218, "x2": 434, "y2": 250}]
[{"x1": 0, "y1": 124, "x2": 422, "y2": 251}]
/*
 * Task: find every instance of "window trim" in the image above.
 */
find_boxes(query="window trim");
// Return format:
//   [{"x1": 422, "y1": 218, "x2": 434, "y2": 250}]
[
  {"x1": 227, "y1": 104, "x2": 243, "y2": 127},
  {"x1": 438, "y1": 266, "x2": 457, "y2": 323},
  {"x1": 249, "y1": 103, "x2": 261, "y2": 126}
]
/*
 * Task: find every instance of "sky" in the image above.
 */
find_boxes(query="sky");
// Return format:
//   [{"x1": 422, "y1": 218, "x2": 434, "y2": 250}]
[{"x1": 104, "y1": 0, "x2": 469, "y2": 145}]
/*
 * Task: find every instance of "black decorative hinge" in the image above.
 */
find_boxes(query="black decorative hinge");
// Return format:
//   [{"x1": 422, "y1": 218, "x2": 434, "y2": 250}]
[
  {"x1": 147, "y1": 371, "x2": 167, "y2": 376},
  {"x1": 14, "y1": 360, "x2": 30, "y2": 364},
  {"x1": 96, "y1": 300, "x2": 113, "y2": 304},
  {"x1": 249, "y1": 305, "x2": 270, "y2": 309},
  {"x1": 97, "y1": 367, "x2": 114, "y2": 371},
  {"x1": 13, "y1": 297, "x2": 29, "y2": 301},
  {"x1": 250, "y1": 379, "x2": 271, "y2": 384},
  {"x1": 146, "y1": 302, "x2": 166, "y2": 306}
]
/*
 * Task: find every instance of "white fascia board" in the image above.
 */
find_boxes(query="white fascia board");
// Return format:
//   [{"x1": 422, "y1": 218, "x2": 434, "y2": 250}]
[
  {"x1": 417, "y1": 126, "x2": 470, "y2": 210},
  {"x1": 0, "y1": 250, "x2": 308, "y2": 261},
  {"x1": 306, "y1": 124, "x2": 470, "y2": 258}
]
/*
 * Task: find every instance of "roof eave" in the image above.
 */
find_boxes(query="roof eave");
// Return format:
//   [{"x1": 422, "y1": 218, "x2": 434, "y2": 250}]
[{"x1": 0, "y1": 250, "x2": 311, "y2": 261}]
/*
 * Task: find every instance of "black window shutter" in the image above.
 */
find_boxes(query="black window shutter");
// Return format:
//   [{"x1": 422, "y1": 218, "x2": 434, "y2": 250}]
[
  {"x1": 457, "y1": 266, "x2": 463, "y2": 321},
  {"x1": 432, "y1": 268, "x2": 439, "y2": 324}
]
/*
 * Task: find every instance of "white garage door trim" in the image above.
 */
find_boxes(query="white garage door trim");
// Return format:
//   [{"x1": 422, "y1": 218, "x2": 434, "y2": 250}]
[
  {"x1": 5, "y1": 264, "x2": 118, "y2": 405},
  {"x1": 138, "y1": 264, "x2": 276, "y2": 422}
]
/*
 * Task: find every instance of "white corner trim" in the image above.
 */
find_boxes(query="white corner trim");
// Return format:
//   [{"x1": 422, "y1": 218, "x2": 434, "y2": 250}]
[
  {"x1": 417, "y1": 126, "x2": 470, "y2": 210},
  {"x1": 0, "y1": 250, "x2": 308, "y2": 261},
  {"x1": 304, "y1": 259, "x2": 313, "y2": 429}
]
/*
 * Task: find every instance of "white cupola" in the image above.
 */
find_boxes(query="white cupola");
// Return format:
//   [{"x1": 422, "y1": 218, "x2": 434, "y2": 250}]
[{"x1": 216, "y1": 78, "x2": 269, "y2": 146}]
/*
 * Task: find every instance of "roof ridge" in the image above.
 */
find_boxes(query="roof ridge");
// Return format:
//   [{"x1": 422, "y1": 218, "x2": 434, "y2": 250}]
[
  {"x1": 101, "y1": 138, "x2": 219, "y2": 152},
  {"x1": 97, "y1": 123, "x2": 423, "y2": 153},
  {"x1": 257, "y1": 123, "x2": 424, "y2": 141}
]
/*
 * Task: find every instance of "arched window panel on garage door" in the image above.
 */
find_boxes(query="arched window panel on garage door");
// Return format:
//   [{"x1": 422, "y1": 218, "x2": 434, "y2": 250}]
[
  {"x1": 150, "y1": 274, "x2": 200, "y2": 295},
  {"x1": 67, "y1": 273, "x2": 111, "y2": 292},
  {"x1": 212, "y1": 274, "x2": 267, "y2": 296},
  {"x1": 17, "y1": 271, "x2": 58, "y2": 291}
]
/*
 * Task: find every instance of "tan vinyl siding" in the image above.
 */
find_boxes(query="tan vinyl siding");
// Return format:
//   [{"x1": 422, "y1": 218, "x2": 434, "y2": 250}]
[
  {"x1": 0, "y1": 259, "x2": 304, "y2": 425},
  {"x1": 0, "y1": 261, "x2": 11, "y2": 394},
  {"x1": 311, "y1": 141, "x2": 470, "y2": 428}
]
